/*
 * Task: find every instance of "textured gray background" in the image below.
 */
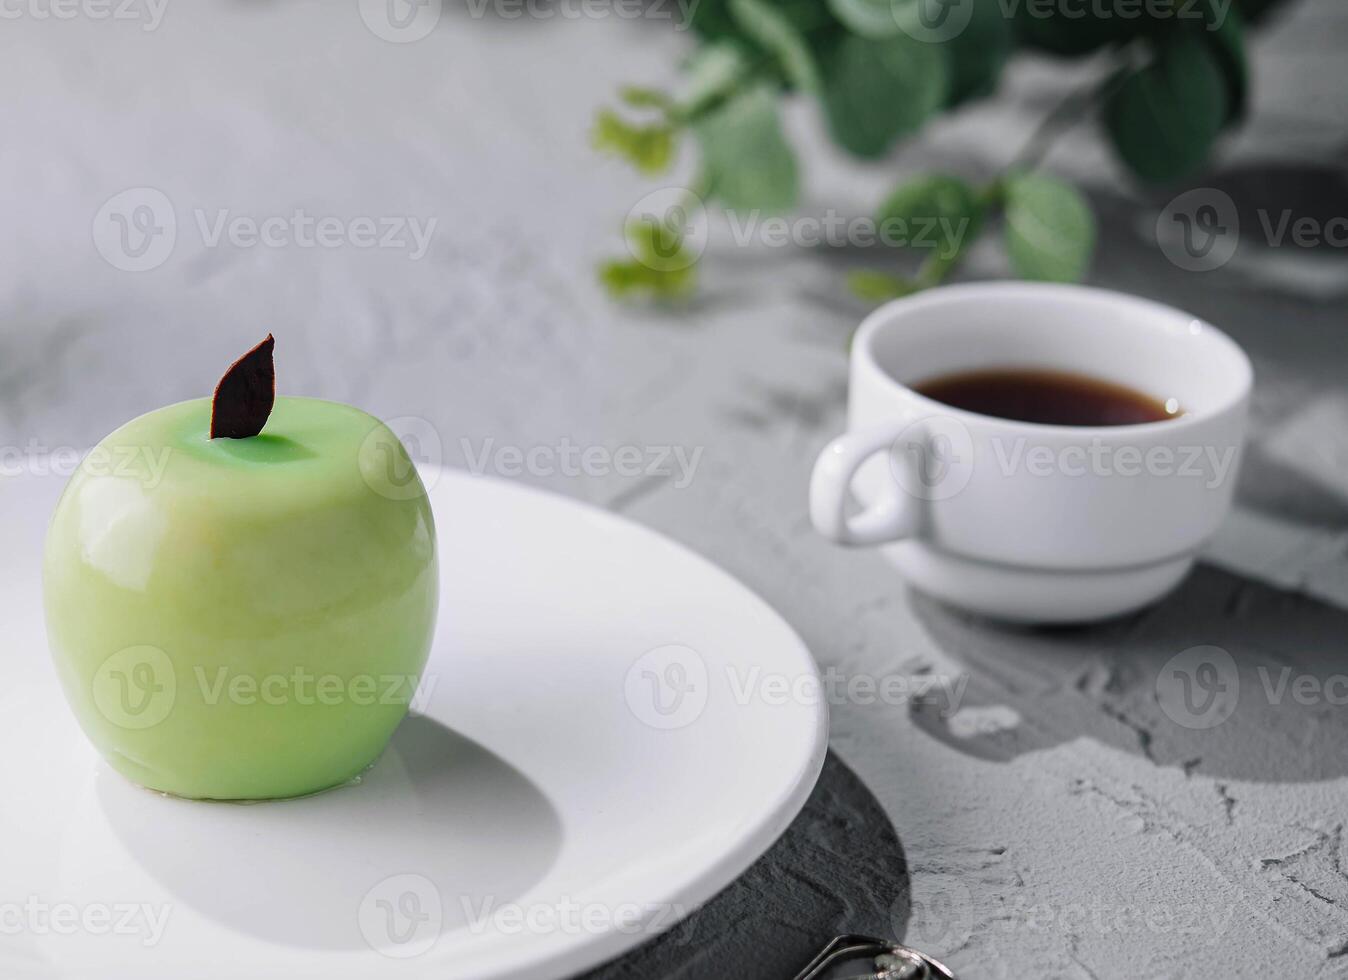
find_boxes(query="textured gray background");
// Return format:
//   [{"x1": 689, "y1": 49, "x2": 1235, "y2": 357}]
[{"x1": 2, "y1": 1, "x2": 1347, "y2": 977}]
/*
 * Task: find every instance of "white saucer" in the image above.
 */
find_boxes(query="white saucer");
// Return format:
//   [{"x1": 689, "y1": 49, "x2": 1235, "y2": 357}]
[{"x1": 0, "y1": 466, "x2": 827, "y2": 980}]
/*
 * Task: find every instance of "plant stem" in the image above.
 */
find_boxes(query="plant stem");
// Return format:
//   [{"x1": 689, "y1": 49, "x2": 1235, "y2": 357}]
[
  {"x1": 675, "y1": 54, "x2": 776, "y2": 126},
  {"x1": 1009, "y1": 47, "x2": 1134, "y2": 173},
  {"x1": 897, "y1": 54, "x2": 1133, "y2": 297}
]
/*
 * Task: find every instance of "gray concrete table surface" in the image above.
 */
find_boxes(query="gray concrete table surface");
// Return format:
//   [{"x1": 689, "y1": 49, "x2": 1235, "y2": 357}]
[{"x1": 2, "y1": 1, "x2": 1347, "y2": 977}]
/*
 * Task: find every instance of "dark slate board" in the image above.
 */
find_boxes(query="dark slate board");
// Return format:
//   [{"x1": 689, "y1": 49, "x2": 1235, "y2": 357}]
[{"x1": 579, "y1": 751, "x2": 909, "y2": 980}]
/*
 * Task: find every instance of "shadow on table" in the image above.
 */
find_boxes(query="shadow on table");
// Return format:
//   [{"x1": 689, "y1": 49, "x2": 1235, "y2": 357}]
[
  {"x1": 906, "y1": 560, "x2": 1348, "y2": 783},
  {"x1": 98, "y1": 714, "x2": 563, "y2": 949},
  {"x1": 579, "y1": 751, "x2": 909, "y2": 980}
]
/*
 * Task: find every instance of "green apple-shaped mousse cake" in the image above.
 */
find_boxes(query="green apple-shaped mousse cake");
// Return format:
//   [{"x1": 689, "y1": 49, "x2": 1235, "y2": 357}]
[{"x1": 43, "y1": 336, "x2": 438, "y2": 800}]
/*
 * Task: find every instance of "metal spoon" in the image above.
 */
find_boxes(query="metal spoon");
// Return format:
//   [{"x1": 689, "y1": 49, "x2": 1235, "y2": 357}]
[{"x1": 793, "y1": 934, "x2": 957, "y2": 980}]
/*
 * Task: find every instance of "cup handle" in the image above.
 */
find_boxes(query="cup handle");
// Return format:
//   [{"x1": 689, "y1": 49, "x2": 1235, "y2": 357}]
[{"x1": 810, "y1": 422, "x2": 919, "y2": 546}]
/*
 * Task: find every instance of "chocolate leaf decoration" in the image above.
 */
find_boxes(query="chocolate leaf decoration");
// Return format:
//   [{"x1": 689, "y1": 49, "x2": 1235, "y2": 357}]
[{"x1": 210, "y1": 334, "x2": 275, "y2": 439}]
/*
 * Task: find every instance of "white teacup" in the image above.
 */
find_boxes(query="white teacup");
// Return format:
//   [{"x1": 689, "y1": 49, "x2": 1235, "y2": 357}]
[{"x1": 810, "y1": 282, "x2": 1253, "y2": 623}]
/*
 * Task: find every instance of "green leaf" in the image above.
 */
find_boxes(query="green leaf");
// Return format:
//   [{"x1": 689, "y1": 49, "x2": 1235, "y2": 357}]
[
  {"x1": 1235, "y1": 0, "x2": 1292, "y2": 23},
  {"x1": 690, "y1": 0, "x2": 838, "y2": 50},
  {"x1": 686, "y1": 0, "x2": 738, "y2": 40},
  {"x1": 599, "y1": 258, "x2": 698, "y2": 300},
  {"x1": 592, "y1": 109, "x2": 678, "y2": 175},
  {"x1": 1199, "y1": 1, "x2": 1249, "y2": 122},
  {"x1": 942, "y1": 0, "x2": 1013, "y2": 105},
  {"x1": 681, "y1": 42, "x2": 750, "y2": 117},
  {"x1": 848, "y1": 269, "x2": 917, "y2": 301},
  {"x1": 694, "y1": 85, "x2": 799, "y2": 212},
  {"x1": 828, "y1": 0, "x2": 1010, "y2": 105},
  {"x1": 876, "y1": 174, "x2": 982, "y2": 259},
  {"x1": 826, "y1": 0, "x2": 901, "y2": 38},
  {"x1": 619, "y1": 86, "x2": 677, "y2": 114},
  {"x1": 1011, "y1": 4, "x2": 1144, "y2": 55},
  {"x1": 1003, "y1": 173, "x2": 1095, "y2": 283},
  {"x1": 820, "y1": 33, "x2": 948, "y2": 158},
  {"x1": 600, "y1": 211, "x2": 699, "y2": 300},
  {"x1": 1103, "y1": 32, "x2": 1229, "y2": 183},
  {"x1": 728, "y1": 0, "x2": 820, "y2": 91}
]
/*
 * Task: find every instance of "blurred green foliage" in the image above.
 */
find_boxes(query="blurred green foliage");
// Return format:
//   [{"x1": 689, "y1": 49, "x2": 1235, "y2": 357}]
[{"x1": 593, "y1": 0, "x2": 1292, "y2": 302}]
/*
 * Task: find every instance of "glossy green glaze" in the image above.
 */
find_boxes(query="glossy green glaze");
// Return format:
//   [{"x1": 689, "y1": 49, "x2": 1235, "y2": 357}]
[{"x1": 44, "y1": 397, "x2": 439, "y2": 800}]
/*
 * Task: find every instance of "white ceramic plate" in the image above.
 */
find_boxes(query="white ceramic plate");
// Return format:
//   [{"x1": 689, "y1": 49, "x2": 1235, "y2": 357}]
[{"x1": 0, "y1": 466, "x2": 826, "y2": 980}]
